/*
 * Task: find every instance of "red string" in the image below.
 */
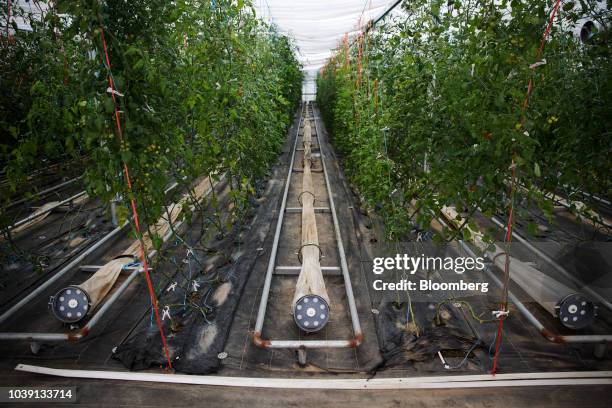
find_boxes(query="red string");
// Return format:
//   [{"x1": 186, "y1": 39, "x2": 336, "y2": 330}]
[
  {"x1": 491, "y1": 162, "x2": 515, "y2": 375},
  {"x1": 99, "y1": 27, "x2": 173, "y2": 370},
  {"x1": 522, "y1": 0, "x2": 562, "y2": 111},
  {"x1": 491, "y1": 0, "x2": 562, "y2": 375},
  {"x1": 6, "y1": 0, "x2": 12, "y2": 40},
  {"x1": 343, "y1": 33, "x2": 350, "y2": 68}
]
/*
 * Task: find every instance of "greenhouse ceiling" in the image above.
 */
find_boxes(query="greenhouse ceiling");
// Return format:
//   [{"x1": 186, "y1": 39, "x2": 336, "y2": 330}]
[{"x1": 253, "y1": 0, "x2": 399, "y2": 71}]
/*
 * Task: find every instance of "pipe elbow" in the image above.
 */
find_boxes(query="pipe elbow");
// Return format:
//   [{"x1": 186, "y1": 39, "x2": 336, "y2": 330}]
[
  {"x1": 350, "y1": 333, "x2": 364, "y2": 348},
  {"x1": 67, "y1": 327, "x2": 88, "y2": 343},
  {"x1": 540, "y1": 328, "x2": 565, "y2": 343},
  {"x1": 253, "y1": 331, "x2": 270, "y2": 348}
]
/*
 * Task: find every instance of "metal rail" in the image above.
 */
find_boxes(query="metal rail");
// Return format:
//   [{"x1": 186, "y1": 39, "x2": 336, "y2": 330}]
[
  {"x1": 253, "y1": 103, "x2": 363, "y2": 349},
  {"x1": 0, "y1": 179, "x2": 216, "y2": 343},
  {"x1": 314, "y1": 104, "x2": 362, "y2": 342},
  {"x1": 9, "y1": 191, "x2": 88, "y2": 231},
  {"x1": 0, "y1": 224, "x2": 177, "y2": 342},
  {"x1": 0, "y1": 223, "x2": 127, "y2": 327},
  {"x1": 563, "y1": 185, "x2": 611, "y2": 207},
  {"x1": 0, "y1": 181, "x2": 182, "y2": 326},
  {"x1": 5, "y1": 175, "x2": 83, "y2": 209},
  {"x1": 490, "y1": 215, "x2": 612, "y2": 313},
  {"x1": 253, "y1": 104, "x2": 304, "y2": 346},
  {"x1": 436, "y1": 215, "x2": 612, "y2": 344},
  {"x1": 0, "y1": 157, "x2": 75, "y2": 186},
  {"x1": 540, "y1": 187, "x2": 612, "y2": 229}
]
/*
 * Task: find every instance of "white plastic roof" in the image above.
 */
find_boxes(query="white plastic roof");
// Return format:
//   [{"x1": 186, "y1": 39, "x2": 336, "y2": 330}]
[
  {"x1": 6, "y1": 0, "x2": 49, "y2": 32},
  {"x1": 253, "y1": 0, "x2": 398, "y2": 99}
]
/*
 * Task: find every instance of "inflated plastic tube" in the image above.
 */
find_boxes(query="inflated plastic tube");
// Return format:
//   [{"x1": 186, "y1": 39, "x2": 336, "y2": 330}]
[{"x1": 292, "y1": 110, "x2": 330, "y2": 332}]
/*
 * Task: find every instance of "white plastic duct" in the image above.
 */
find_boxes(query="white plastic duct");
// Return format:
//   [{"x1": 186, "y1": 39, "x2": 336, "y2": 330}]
[{"x1": 292, "y1": 109, "x2": 330, "y2": 332}]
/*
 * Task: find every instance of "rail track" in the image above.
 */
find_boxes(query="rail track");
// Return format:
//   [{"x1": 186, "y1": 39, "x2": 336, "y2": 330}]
[
  {"x1": 253, "y1": 102, "x2": 362, "y2": 365},
  {"x1": 0, "y1": 177, "x2": 208, "y2": 348}
]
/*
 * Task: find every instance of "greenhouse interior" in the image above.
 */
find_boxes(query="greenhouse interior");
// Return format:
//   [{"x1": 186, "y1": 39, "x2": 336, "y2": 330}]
[{"x1": 0, "y1": 0, "x2": 611, "y2": 406}]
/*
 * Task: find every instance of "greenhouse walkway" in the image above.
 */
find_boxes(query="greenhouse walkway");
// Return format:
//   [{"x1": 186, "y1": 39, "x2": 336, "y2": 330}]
[{"x1": 0, "y1": 103, "x2": 610, "y2": 407}]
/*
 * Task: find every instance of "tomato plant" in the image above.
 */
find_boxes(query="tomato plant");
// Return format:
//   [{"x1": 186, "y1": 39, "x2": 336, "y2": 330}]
[
  {"x1": 1, "y1": 1, "x2": 302, "y2": 236},
  {"x1": 318, "y1": 0, "x2": 611, "y2": 239}
]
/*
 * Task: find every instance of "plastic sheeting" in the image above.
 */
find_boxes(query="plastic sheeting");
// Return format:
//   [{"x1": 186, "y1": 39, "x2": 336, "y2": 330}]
[
  {"x1": 3, "y1": 0, "x2": 49, "y2": 33},
  {"x1": 254, "y1": 0, "x2": 398, "y2": 99}
]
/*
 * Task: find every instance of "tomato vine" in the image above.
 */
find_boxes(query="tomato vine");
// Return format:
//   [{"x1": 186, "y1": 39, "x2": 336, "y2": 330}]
[
  {"x1": 317, "y1": 0, "x2": 611, "y2": 239},
  {"x1": 1, "y1": 0, "x2": 302, "y2": 236}
]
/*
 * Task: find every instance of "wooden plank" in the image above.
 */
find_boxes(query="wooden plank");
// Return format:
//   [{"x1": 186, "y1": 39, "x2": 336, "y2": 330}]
[{"x1": 14, "y1": 364, "x2": 612, "y2": 390}]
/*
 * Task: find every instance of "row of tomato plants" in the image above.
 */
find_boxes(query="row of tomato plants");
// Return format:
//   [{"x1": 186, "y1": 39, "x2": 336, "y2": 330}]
[
  {"x1": 0, "y1": 0, "x2": 302, "y2": 234},
  {"x1": 317, "y1": 0, "x2": 610, "y2": 240}
]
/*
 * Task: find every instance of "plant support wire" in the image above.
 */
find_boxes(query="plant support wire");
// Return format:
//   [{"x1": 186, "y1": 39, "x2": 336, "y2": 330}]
[{"x1": 253, "y1": 104, "x2": 363, "y2": 349}]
